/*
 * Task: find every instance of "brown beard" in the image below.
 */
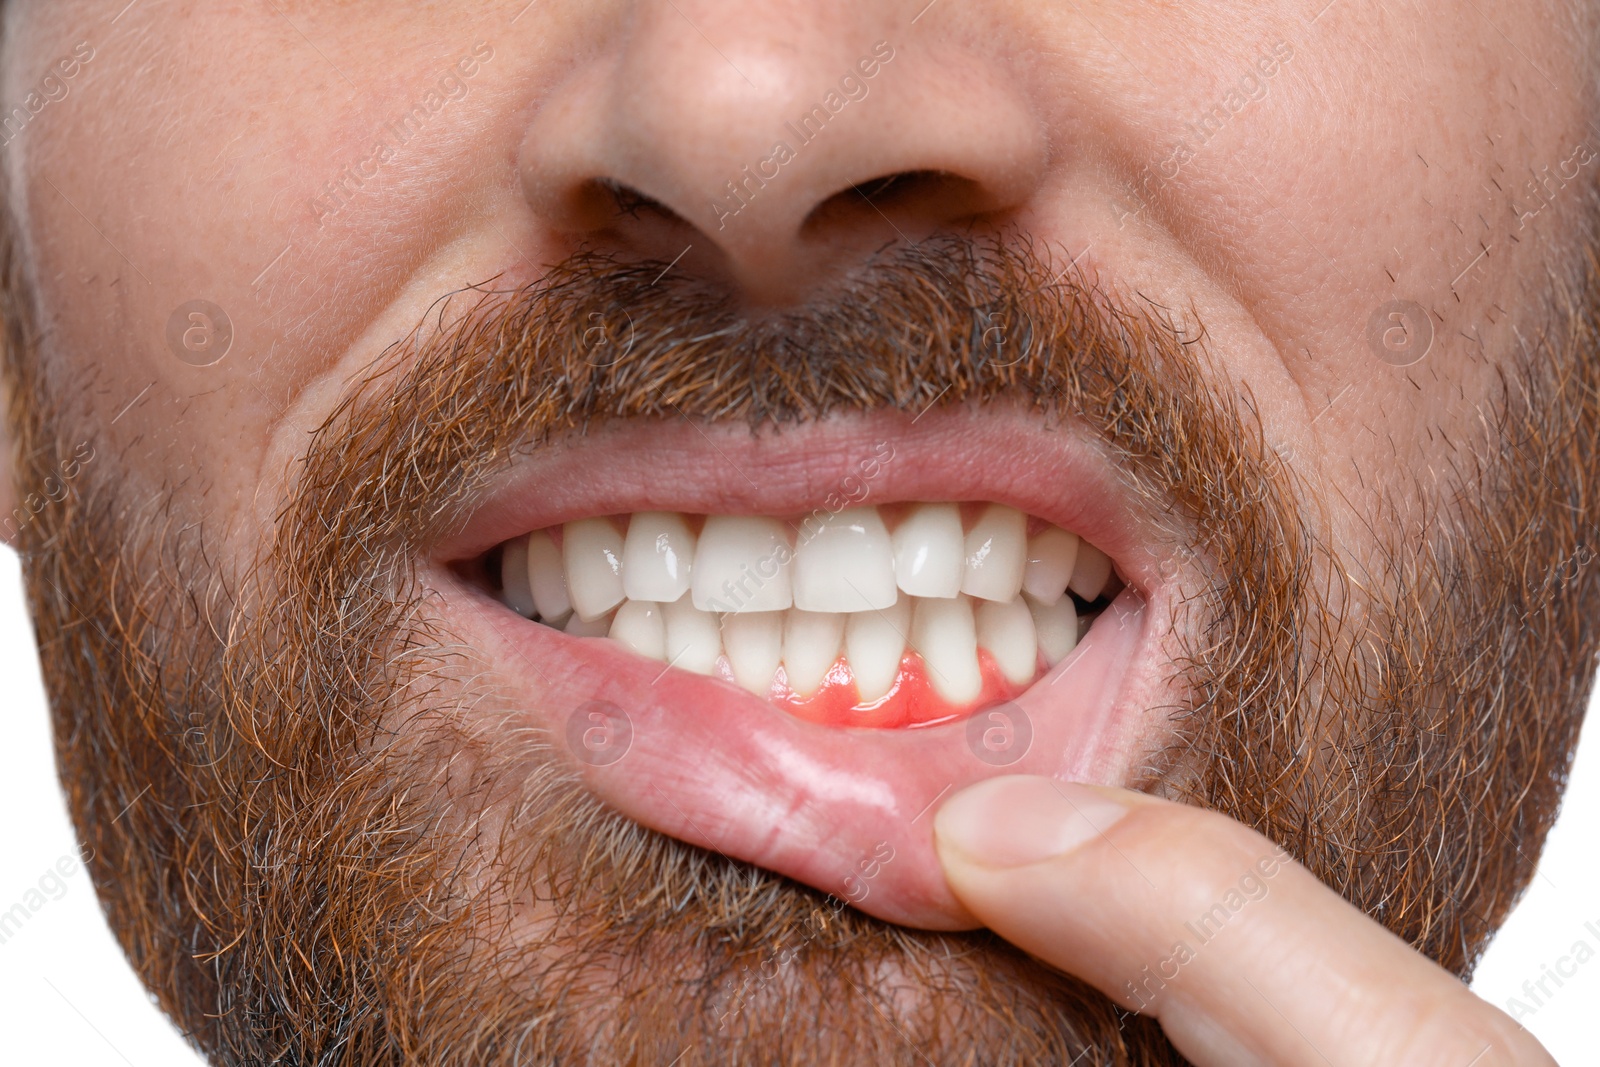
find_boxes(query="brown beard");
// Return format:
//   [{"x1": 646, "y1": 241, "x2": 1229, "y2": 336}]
[{"x1": 4, "y1": 230, "x2": 1598, "y2": 1065}]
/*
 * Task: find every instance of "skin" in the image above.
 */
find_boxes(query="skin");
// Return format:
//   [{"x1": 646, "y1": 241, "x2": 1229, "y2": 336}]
[{"x1": 0, "y1": 0, "x2": 1595, "y2": 1062}]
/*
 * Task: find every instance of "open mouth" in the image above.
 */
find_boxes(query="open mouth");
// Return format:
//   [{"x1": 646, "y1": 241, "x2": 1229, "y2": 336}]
[
  {"x1": 434, "y1": 411, "x2": 1166, "y2": 929},
  {"x1": 480, "y1": 504, "x2": 1123, "y2": 729}
]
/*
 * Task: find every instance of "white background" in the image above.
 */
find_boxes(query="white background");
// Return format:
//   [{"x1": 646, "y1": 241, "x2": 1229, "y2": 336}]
[{"x1": 0, "y1": 548, "x2": 1594, "y2": 1064}]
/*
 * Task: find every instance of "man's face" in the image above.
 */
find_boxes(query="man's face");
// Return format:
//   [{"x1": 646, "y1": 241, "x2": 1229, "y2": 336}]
[{"x1": 3, "y1": 1, "x2": 1599, "y2": 1063}]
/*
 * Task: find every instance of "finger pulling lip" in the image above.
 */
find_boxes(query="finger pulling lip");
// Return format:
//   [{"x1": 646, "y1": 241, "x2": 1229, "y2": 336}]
[{"x1": 426, "y1": 406, "x2": 1179, "y2": 928}]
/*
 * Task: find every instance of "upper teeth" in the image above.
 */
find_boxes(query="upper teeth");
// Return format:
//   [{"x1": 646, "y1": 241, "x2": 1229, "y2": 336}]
[
  {"x1": 494, "y1": 504, "x2": 1120, "y2": 705},
  {"x1": 621, "y1": 511, "x2": 695, "y2": 603},
  {"x1": 793, "y1": 507, "x2": 898, "y2": 612},
  {"x1": 691, "y1": 515, "x2": 793, "y2": 613}
]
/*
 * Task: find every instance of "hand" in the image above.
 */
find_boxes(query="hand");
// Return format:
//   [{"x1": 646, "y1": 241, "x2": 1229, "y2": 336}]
[{"x1": 933, "y1": 776, "x2": 1555, "y2": 1066}]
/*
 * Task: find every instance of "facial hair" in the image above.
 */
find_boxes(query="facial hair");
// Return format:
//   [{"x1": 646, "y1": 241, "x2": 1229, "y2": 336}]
[{"x1": 4, "y1": 231, "x2": 1598, "y2": 1065}]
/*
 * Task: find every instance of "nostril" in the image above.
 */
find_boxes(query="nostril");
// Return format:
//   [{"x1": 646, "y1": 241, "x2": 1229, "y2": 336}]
[
  {"x1": 555, "y1": 178, "x2": 709, "y2": 267},
  {"x1": 595, "y1": 179, "x2": 679, "y2": 223},
  {"x1": 803, "y1": 169, "x2": 992, "y2": 236},
  {"x1": 557, "y1": 178, "x2": 690, "y2": 233},
  {"x1": 852, "y1": 171, "x2": 959, "y2": 204}
]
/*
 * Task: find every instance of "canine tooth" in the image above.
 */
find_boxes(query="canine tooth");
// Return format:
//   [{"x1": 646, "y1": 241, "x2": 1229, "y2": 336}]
[
  {"x1": 845, "y1": 597, "x2": 910, "y2": 703},
  {"x1": 565, "y1": 612, "x2": 613, "y2": 637},
  {"x1": 664, "y1": 595, "x2": 722, "y2": 675},
  {"x1": 891, "y1": 502, "x2": 964, "y2": 598},
  {"x1": 1027, "y1": 593, "x2": 1079, "y2": 666},
  {"x1": 692, "y1": 516, "x2": 793, "y2": 613},
  {"x1": 564, "y1": 518, "x2": 627, "y2": 620},
  {"x1": 911, "y1": 595, "x2": 982, "y2": 704},
  {"x1": 782, "y1": 609, "x2": 845, "y2": 697},
  {"x1": 622, "y1": 511, "x2": 696, "y2": 603},
  {"x1": 976, "y1": 597, "x2": 1038, "y2": 686},
  {"x1": 500, "y1": 536, "x2": 537, "y2": 617},
  {"x1": 609, "y1": 600, "x2": 665, "y2": 659},
  {"x1": 527, "y1": 530, "x2": 572, "y2": 621},
  {"x1": 794, "y1": 506, "x2": 898, "y2": 612},
  {"x1": 1021, "y1": 526, "x2": 1079, "y2": 606},
  {"x1": 961, "y1": 504, "x2": 1026, "y2": 602},
  {"x1": 722, "y1": 611, "x2": 783, "y2": 696},
  {"x1": 1068, "y1": 542, "x2": 1113, "y2": 601}
]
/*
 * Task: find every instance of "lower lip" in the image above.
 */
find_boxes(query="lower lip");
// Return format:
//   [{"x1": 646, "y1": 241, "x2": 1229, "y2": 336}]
[{"x1": 459, "y1": 578, "x2": 1150, "y2": 930}]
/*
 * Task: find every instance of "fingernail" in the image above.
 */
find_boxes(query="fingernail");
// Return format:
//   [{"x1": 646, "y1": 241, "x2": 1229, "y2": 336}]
[{"x1": 934, "y1": 776, "x2": 1130, "y2": 869}]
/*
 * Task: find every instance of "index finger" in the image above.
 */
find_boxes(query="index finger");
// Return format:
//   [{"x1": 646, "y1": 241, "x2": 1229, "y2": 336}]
[{"x1": 933, "y1": 776, "x2": 1554, "y2": 1067}]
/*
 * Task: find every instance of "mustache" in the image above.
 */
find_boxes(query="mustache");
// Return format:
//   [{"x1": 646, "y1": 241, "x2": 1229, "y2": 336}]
[{"x1": 306, "y1": 233, "x2": 1285, "y2": 571}]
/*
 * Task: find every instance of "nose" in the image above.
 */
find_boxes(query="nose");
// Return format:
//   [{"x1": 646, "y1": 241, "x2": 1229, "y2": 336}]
[{"x1": 519, "y1": 1, "x2": 1046, "y2": 303}]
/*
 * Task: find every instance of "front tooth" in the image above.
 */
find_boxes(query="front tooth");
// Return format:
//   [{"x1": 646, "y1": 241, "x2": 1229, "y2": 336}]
[
  {"x1": 1068, "y1": 542, "x2": 1113, "y2": 601},
  {"x1": 664, "y1": 594, "x2": 722, "y2": 675},
  {"x1": 527, "y1": 530, "x2": 572, "y2": 621},
  {"x1": 1027, "y1": 593, "x2": 1079, "y2": 665},
  {"x1": 911, "y1": 595, "x2": 982, "y2": 704},
  {"x1": 565, "y1": 612, "x2": 613, "y2": 637},
  {"x1": 845, "y1": 596, "x2": 911, "y2": 703},
  {"x1": 692, "y1": 516, "x2": 794, "y2": 613},
  {"x1": 794, "y1": 506, "x2": 898, "y2": 612},
  {"x1": 961, "y1": 504, "x2": 1026, "y2": 602},
  {"x1": 891, "y1": 502, "x2": 964, "y2": 598},
  {"x1": 782, "y1": 609, "x2": 845, "y2": 697},
  {"x1": 500, "y1": 535, "x2": 537, "y2": 618},
  {"x1": 722, "y1": 611, "x2": 783, "y2": 696},
  {"x1": 609, "y1": 599, "x2": 665, "y2": 659},
  {"x1": 563, "y1": 518, "x2": 626, "y2": 621},
  {"x1": 976, "y1": 597, "x2": 1038, "y2": 686},
  {"x1": 1021, "y1": 526, "x2": 1080, "y2": 606},
  {"x1": 622, "y1": 511, "x2": 696, "y2": 603}
]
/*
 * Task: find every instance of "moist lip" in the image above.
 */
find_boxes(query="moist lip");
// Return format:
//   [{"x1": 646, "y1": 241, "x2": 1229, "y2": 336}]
[{"x1": 427, "y1": 407, "x2": 1177, "y2": 928}]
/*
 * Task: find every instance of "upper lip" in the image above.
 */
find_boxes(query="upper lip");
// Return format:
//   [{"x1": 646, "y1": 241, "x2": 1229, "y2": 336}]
[
  {"x1": 424, "y1": 401, "x2": 1182, "y2": 929},
  {"x1": 433, "y1": 399, "x2": 1175, "y2": 587}
]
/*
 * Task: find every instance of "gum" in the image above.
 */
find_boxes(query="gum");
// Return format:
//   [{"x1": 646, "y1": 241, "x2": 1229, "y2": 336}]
[{"x1": 748, "y1": 649, "x2": 1034, "y2": 729}]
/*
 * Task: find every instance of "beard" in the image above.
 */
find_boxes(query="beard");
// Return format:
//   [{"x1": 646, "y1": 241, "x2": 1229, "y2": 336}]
[{"x1": 4, "y1": 230, "x2": 1599, "y2": 1066}]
